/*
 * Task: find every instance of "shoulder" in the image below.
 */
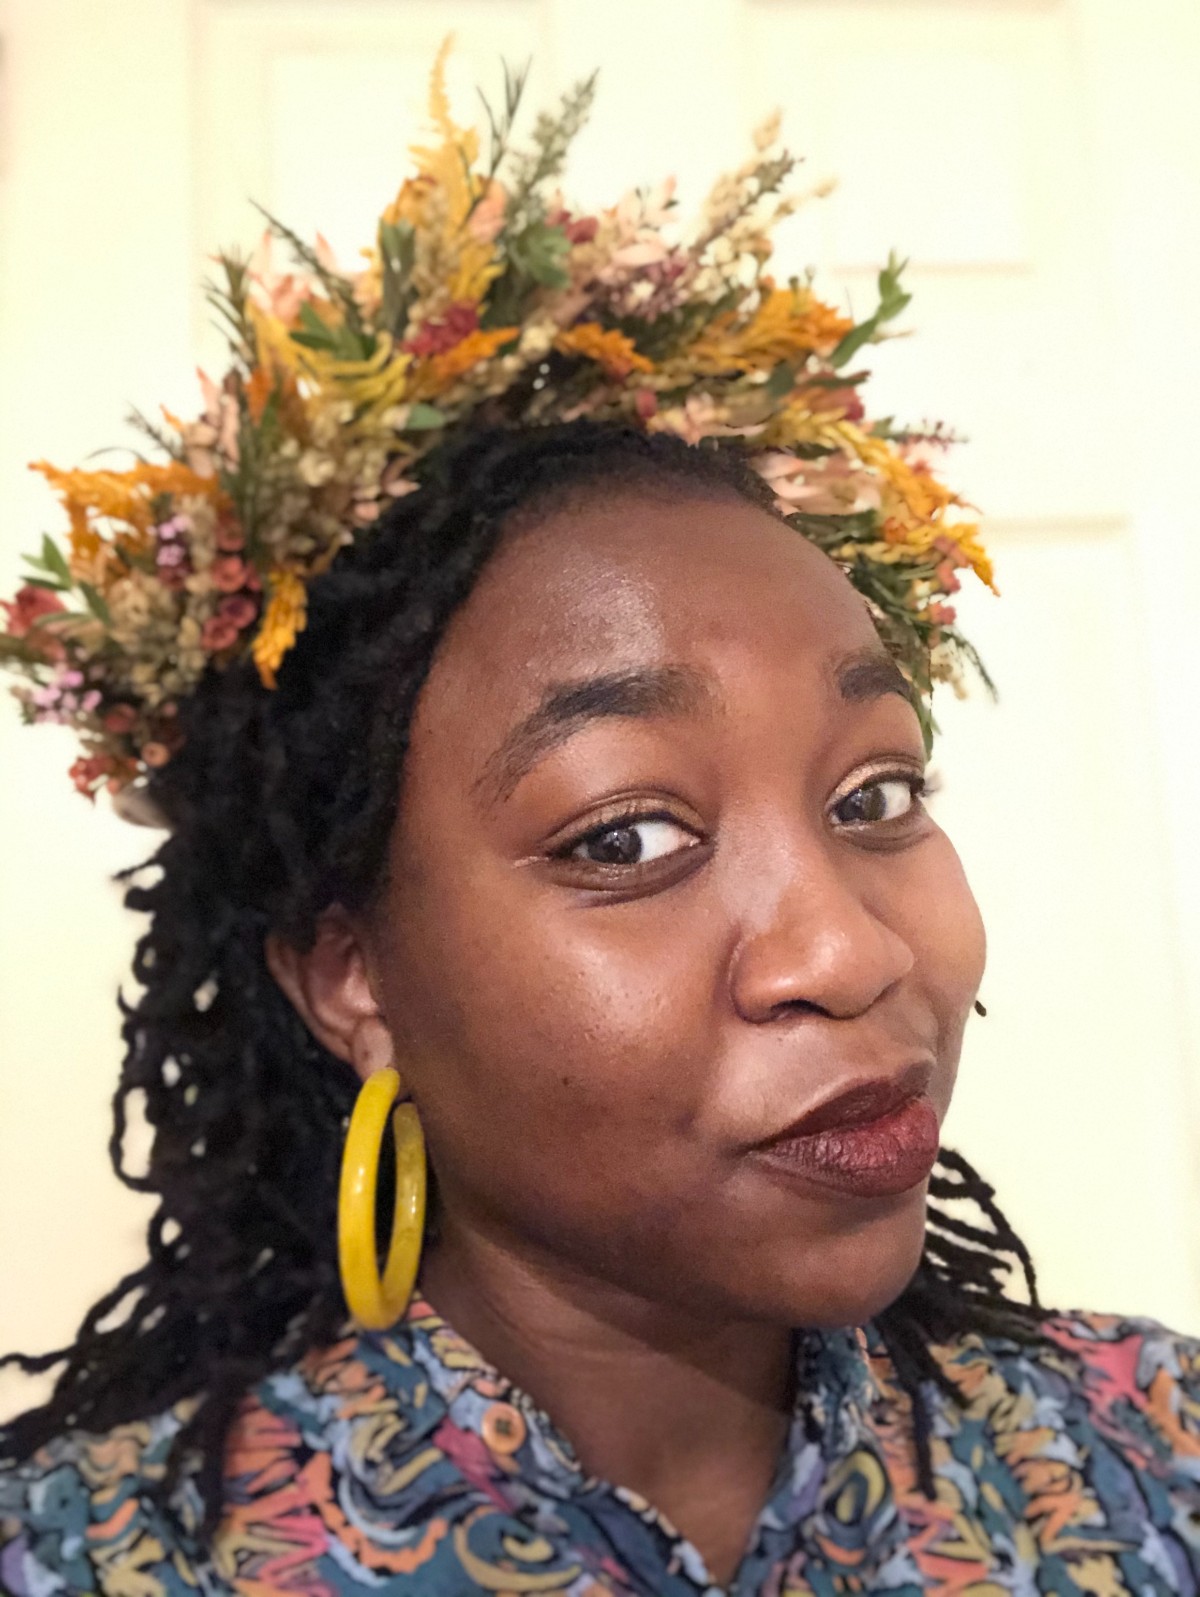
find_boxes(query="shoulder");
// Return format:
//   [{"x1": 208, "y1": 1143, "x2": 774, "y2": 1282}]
[
  {"x1": 0, "y1": 1311, "x2": 558, "y2": 1596},
  {"x1": 927, "y1": 1308, "x2": 1200, "y2": 1498},
  {"x1": 0, "y1": 1326, "x2": 444, "y2": 1596},
  {"x1": 1041, "y1": 1309, "x2": 1200, "y2": 1459},
  {"x1": 938, "y1": 1308, "x2": 1200, "y2": 1427},
  {"x1": 0, "y1": 1401, "x2": 199, "y2": 1597}
]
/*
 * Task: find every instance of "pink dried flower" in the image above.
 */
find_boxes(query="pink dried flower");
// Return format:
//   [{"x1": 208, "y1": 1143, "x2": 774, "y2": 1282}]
[
  {"x1": 218, "y1": 593, "x2": 258, "y2": 630},
  {"x1": 932, "y1": 535, "x2": 970, "y2": 569},
  {"x1": 211, "y1": 556, "x2": 248, "y2": 594},
  {"x1": 215, "y1": 522, "x2": 246, "y2": 553},
  {"x1": 201, "y1": 614, "x2": 240, "y2": 652},
  {"x1": 755, "y1": 451, "x2": 881, "y2": 517},
  {"x1": 381, "y1": 459, "x2": 420, "y2": 498},
  {"x1": 467, "y1": 181, "x2": 508, "y2": 244}
]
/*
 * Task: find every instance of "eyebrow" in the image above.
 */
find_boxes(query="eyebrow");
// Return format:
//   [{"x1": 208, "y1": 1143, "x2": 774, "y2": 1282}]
[
  {"x1": 476, "y1": 664, "x2": 717, "y2": 804},
  {"x1": 834, "y1": 647, "x2": 914, "y2": 706}
]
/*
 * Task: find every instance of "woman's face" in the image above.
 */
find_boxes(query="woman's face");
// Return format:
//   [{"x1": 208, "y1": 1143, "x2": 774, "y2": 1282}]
[{"x1": 366, "y1": 486, "x2": 986, "y2": 1328}]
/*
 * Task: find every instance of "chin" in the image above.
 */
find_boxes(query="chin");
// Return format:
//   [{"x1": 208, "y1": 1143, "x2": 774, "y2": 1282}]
[{"x1": 754, "y1": 1187, "x2": 932, "y2": 1330}]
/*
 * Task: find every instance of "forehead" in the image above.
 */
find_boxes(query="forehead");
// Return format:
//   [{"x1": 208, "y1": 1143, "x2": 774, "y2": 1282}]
[{"x1": 426, "y1": 489, "x2": 879, "y2": 712}]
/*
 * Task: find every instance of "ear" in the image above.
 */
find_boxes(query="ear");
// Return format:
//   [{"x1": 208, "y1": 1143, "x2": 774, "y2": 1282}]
[{"x1": 266, "y1": 909, "x2": 393, "y2": 1082}]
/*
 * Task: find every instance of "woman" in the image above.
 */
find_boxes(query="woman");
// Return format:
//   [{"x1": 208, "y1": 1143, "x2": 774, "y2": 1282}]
[{"x1": 0, "y1": 65, "x2": 1197, "y2": 1597}]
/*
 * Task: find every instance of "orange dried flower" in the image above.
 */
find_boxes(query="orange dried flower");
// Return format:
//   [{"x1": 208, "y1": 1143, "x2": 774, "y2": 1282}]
[
  {"x1": 31, "y1": 460, "x2": 220, "y2": 535},
  {"x1": 421, "y1": 327, "x2": 518, "y2": 393},
  {"x1": 554, "y1": 324, "x2": 653, "y2": 381},
  {"x1": 245, "y1": 366, "x2": 274, "y2": 424}
]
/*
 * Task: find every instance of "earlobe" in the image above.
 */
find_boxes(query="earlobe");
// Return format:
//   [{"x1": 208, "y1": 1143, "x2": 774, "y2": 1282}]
[{"x1": 264, "y1": 908, "x2": 386, "y2": 1071}]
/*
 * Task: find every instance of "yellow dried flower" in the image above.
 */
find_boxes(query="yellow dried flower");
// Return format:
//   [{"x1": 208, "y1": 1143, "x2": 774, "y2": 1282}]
[
  {"x1": 252, "y1": 570, "x2": 308, "y2": 689},
  {"x1": 689, "y1": 287, "x2": 854, "y2": 375}
]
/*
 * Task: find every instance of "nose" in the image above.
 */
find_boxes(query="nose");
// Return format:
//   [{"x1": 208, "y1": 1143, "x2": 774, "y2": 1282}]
[{"x1": 727, "y1": 843, "x2": 915, "y2": 1024}]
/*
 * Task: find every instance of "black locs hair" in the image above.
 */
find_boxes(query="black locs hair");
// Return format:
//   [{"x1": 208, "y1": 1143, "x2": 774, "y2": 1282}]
[{"x1": 0, "y1": 421, "x2": 1046, "y2": 1529}]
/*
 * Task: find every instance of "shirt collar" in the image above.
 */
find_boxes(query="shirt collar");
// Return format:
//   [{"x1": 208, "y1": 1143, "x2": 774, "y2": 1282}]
[{"x1": 345, "y1": 1295, "x2": 882, "y2": 1504}]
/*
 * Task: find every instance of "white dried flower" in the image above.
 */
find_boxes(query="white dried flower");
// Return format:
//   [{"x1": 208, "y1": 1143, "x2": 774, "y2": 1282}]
[{"x1": 298, "y1": 450, "x2": 337, "y2": 488}]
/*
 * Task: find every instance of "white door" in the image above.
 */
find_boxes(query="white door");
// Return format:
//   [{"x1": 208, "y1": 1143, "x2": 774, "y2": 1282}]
[{"x1": 2, "y1": 0, "x2": 1197, "y2": 1405}]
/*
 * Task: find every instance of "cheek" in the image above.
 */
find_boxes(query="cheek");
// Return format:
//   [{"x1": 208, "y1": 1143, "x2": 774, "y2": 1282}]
[
  {"x1": 377, "y1": 864, "x2": 723, "y2": 1214},
  {"x1": 893, "y1": 828, "x2": 986, "y2": 1072}
]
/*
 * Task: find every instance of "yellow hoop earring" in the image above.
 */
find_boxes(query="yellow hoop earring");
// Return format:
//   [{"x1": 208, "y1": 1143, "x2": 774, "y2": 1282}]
[{"x1": 338, "y1": 1067, "x2": 427, "y2": 1331}]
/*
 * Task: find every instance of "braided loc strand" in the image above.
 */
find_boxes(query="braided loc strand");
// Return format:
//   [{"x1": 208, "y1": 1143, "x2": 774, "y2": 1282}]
[
  {"x1": 876, "y1": 1145, "x2": 1050, "y2": 1497},
  {"x1": 1, "y1": 420, "x2": 1044, "y2": 1532}
]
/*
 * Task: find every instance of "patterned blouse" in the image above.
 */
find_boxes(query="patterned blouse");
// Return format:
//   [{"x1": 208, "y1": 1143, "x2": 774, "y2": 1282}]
[{"x1": 1, "y1": 1297, "x2": 1197, "y2": 1595}]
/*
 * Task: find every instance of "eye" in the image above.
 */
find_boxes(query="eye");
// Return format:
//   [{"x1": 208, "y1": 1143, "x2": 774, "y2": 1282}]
[
  {"x1": 565, "y1": 815, "x2": 698, "y2": 867},
  {"x1": 832, "y1": 774, "x2": 925, "y2": 827}
]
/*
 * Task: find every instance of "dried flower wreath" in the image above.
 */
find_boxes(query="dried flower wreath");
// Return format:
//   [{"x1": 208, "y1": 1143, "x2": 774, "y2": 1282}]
[{"x1": 0, "y1": 46, "x2": 993, "y2": 803}]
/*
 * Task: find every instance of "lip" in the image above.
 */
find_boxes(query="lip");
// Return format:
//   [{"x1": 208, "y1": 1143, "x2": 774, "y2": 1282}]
[{"x1": 754, "y1": 1065, "x2": 940, "y2": 1199}]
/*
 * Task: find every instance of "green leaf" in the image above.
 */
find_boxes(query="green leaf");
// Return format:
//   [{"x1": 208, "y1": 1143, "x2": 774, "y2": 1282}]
[
  {"x1": 404, "y1": 403, "x2": 447, "y2": 431},
  {"x1": 22, "y1": 576, "x2": 67, "y2": 593},
  {"x1": 504, "y1": 73, "x2": 598, "y2": 227},
  {"x1": 289, "y1": 302, "x2": 373, "y2": 363},
  {"x1": 80, "y1": 583, "x2": 112, "y2": 625},
  {"x1": 830, "y1": 251, "x2": 913, "y2": 370},
  {"x1": 21, "y1": 552, "x2": 51, "y2": 574},
  {"x1": 204, "y1": 251, "x2": 257, "y2": 363},
  {"x1": 40, "y1": 535, "x2": 73, "y2": 588},
  {"x1": 765, "y1": 361, "x2": 797, "y2": 400},
  {"x1": 912, "y1": 688, "x2": 936, "y2": 757},
  {"x1": 507, "y1": 221, "x2": 571, "y2": 288},
  {"x1": 476, "y1": 58, "x2": 531, "y2": 186},
  {"x1": 128, "y1": 406, "x2": 187, "y2": 464},
  {"x1": 293, "y1": 301, "x2": 342, "y2": 352},
  {"x1": 379, "y1": 220, "x2": 417, "y2": 334}
]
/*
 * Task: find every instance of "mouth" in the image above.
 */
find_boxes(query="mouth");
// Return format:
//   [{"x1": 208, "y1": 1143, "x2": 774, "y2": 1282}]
[{"x1": 754, "y1": 1063, "x2": 940, "y2": 1200}]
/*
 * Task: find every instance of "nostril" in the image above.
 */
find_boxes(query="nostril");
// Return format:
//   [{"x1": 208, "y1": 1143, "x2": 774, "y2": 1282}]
[{"x1": 765, "y1": 997, "x2": 826, "y2": 1024}]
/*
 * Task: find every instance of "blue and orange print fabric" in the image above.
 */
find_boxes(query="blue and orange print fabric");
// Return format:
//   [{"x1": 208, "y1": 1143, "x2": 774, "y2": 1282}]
[{"x1": 1, "y1": 1296, "x2": 1198, "y2": 1595}]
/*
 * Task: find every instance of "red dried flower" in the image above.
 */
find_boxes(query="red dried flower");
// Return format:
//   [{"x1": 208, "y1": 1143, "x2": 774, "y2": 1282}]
[
  {"x1": 102, "y1": 704, "x2": 139, "y2": 735},
  {"x1": 69, "y1": 753, "x2": 116, "y2": 799},
  {"x1": 403, "y1": 301, "x2": 480, "y2": 359},
  {"x1": 2, "y1": 584, "x2": 65, "y2": 637}
]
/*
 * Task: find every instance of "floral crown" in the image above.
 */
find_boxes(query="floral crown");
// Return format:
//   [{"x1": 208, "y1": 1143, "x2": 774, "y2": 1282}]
[{"x1": 0, "y1": 46, "x2": 994, "y2": 806}]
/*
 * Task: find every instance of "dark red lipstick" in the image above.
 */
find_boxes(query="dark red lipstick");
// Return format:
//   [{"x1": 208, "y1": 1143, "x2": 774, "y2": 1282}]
[{"x1": 756, "y1": 1072, "x2": 940, "y2": 1199}]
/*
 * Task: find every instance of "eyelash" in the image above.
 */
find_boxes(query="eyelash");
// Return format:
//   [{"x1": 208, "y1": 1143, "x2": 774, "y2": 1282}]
[
  {"x1": 552, "y1": 766, "x2": 937, "y2": 868},
  {"x1": 828, "y1": 767, "x2": 937, "y2": 827},
  {"x1": 551, "y1": 807, "x2": 694, "y2": 863}
]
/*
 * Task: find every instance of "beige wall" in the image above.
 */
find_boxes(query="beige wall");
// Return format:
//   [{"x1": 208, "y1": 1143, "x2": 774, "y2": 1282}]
[{"x1": 2, "y1": 0, "x2": 1198, "y2": 1417}]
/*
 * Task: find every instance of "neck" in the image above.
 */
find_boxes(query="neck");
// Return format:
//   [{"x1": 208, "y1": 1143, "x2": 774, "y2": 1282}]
[{"x1": 420, "y1": 1219, "x2": 793, "y2": 1587}]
